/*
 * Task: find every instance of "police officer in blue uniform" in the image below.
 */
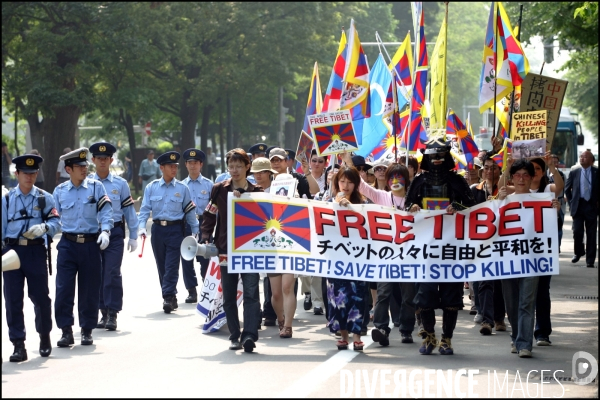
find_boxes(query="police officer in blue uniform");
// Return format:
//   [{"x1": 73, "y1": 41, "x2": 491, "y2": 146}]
[
  {"x1": 180, "y1": 148, "x2": 213, "y2": 303},
  {"x1": 137, "y1": 151, "x2": 198, "y2": 313},
  {"x1": 89, "y1": 142, "x2": 139, "y2": 331},
  {"x1": 2, "y1": 154, "x2": 61, "y2": 361},
  {"x1": 53, "y1": 147, "x2": 114, "y2": 347}
]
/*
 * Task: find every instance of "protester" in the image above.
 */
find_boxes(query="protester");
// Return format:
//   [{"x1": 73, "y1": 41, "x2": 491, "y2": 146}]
[
  {"x1": 201, "y1": 148, "x2": 263, "y2": 353},
  {"x1": 326, "y1": 166, "x2": 368, "y2": 351}
]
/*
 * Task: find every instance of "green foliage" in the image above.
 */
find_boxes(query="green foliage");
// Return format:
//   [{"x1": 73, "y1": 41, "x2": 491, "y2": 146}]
[{"x1": 156, "y1": 141, "x2": 174, "y2": 154}]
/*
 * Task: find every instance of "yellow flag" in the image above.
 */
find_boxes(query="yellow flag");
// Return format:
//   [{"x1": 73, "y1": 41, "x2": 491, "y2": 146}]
[{"x1": 429, "y1": 15, "x2": 447, "y2": 129}]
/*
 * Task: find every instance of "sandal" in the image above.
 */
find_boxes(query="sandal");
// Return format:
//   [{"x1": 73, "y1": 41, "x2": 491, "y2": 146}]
[
  {"x1": 336, "y1": 340, "x2": 349, "y2": 350},
  {"x1": 353, "y1": 341, "x2": 364, "y2": 351},
  {"x1": 278, "y1": 319, "x2": 285, "y2": 331},
  {"x1": 280, "y1": 326, "x2": 293, "y2": 338}
]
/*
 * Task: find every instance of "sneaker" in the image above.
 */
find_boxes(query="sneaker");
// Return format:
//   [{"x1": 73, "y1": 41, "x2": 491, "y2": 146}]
[
  {"x1": 474, "y1": 312, "x2": 483, "y2": 324},
  {"x1": 518, "y1": 349, "x2": 532, "y2": 358},
  {"x1": 510, "y1": 342, "x2": 517, "y2": 354},
  {"x1": 314, "y1": 307, "x2": 324, "y2": 315},
  {"x1": 303, "y1": 293, "x2": 312, "y2": 311},
  {"x1": 536, "y1": 338, "x2": 551, "y2": 346},
  {"x1": 479, "y1": 322, "x2": 492, "y2": 335},
  {"x1": 401, "y1": 333, "x2": 413, "y2": 343},
  {"x1": 371, "y1": 328, "x2": 387, "y2": 343},
  {"x1": 495, "y1": 320, "x2": 507, "y2": 331},
  {"x1": 438, "y1": 337, "x2": 454, "y2": 355},
  {"x1": 419, "y1": 332, "x2": 437, "y2": 355},
  {"x1": 469, "y1": 306, "x2": 477, "y2": 316}
]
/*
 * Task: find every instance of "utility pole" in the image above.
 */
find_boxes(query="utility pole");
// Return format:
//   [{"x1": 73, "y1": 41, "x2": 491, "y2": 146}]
[{"x1": 278, "y1": 86, "x2": 288, "y2": 147}]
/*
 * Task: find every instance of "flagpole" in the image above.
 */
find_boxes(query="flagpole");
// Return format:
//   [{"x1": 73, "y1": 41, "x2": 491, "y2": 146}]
[
  {"x1": 442, "y1": 2, "x2": 449, "y2": 128},
  {"x1": 492, "y1": 1, "x2": 498, "y2": 141},
  {"x1": 377, "y1": 31, "x2": 412, "y2": 105},
  {"x1": 392, "y1": 70, "x2": 399, "y2": 163},
  {"x1": 506, "y1": 4, "x2": 523, "y2": 140}
]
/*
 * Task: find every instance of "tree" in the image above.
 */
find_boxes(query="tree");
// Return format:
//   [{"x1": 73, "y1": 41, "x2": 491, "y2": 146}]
[{"x1": 506, "y1": 1, "x2": 598, "y2": 138}]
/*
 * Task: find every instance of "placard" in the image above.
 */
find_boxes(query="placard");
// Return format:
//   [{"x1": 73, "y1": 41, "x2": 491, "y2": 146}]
[
  {"x1": 296, "y1": 131, "x2": 314, "y2": 163},
  {"x1": 309, "y1": 110, "x2": 359, "y2": 156},
  {"x1": 271, "y1": 177, "x2": 298, "y2": 198},
  {"x1": 511, "y1": 110, "x2": 547, "y2": 159}
]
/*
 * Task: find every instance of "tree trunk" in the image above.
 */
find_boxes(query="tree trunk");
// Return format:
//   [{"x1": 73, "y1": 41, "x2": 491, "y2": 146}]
[
  {"x1": 219, "y1": 101, "x2": 226, "y2": 172},
  {"x1": 199, "y1": 105, "x2": 212, "y2": 152},
  {"x1": 28, "y1": 105, "x2": 80, "y2": 193},
  {"x1": 179, "y1": 89, "x2": 199, "y2": 178},
  {"x1": 119, "y1": 109, "x2": 138, "y2": 193}
]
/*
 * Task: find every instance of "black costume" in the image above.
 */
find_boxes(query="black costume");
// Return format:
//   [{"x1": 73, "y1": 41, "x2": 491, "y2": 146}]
[{"x1": 404, "y1": 139, "x2": 475, "y2": 355}]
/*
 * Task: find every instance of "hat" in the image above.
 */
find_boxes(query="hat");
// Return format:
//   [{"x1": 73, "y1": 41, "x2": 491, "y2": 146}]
[
  {"x1": 183, "y1": 148, "x2": 206, "y2": 162},
  {"x1": 351, "y1": 155, "x2": 372, "y2": 170},
  {"x1": 269, "y1": 147, "x2": 288, "y2": 160},
  {"x1": 423, "y1": 133, "x2": 450, "y2": 154},
  {"x1": 248, "y1": 143, "x2": 268, "y2": 155},
  {"x1": 89, "y1": 142, "x2": 117, "y2": 157},
  {"x1": 13, "y1": 154, "x2": 43, "y2": 173},
  {"x1": 371, "y1": 159, "x2": 390, "y2": 170},
  {"x1": 326, "y1": 163, "x2": 341, "y2": 174},
  {"x1": 285, "y1": 149, "x2": 296, "y2": 160},
  {"x1": 60, "y1": 147, "x2": 89, "y2": 167},
  {"x1": 147, "y1": 149, "x2": 155, "y2": 155},
  {"x1": 250, "y1": 157, "x2": 277, "y2": 174},
  {"x1": 157, "y1": 151, "x2": 180, "y2": 165},
  {"x1": 265, "y1": 146, "x2": 276, "y2": 158}
]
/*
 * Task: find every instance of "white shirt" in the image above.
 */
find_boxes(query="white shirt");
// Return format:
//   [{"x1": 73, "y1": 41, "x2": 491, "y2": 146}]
[
  {"x1": 206, "y1": 153, "x2": 217, "y2": 166},
  {"x1": 56, "y1": 159, "x2": 69, "y2": 178}
]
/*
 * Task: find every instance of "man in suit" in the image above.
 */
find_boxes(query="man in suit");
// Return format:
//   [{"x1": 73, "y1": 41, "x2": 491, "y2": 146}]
[{"x1": 565, "y1": 149, "x2": 598, "y2": 268}]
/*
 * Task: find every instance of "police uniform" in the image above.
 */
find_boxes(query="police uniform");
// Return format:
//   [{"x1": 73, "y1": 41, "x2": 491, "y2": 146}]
[
  {"x1": 137, "y1": 151, "x2": 199, "y2": 313},
  {"x1": 180, "y1": 149, "x2": 213, "y2": 303},
  {"x1": 53, "y1": 147, "x2": 114, "y2": 347},
  {"x1": 89, "y1": 142, "x2": 139, "y2": 331},
  {"x1": 2, "y1": 154, "x2": 60, "y2": 361}
]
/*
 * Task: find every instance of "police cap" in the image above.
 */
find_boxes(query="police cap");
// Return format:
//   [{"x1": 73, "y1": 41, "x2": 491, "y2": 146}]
[
  {"x1": 60, "y1": 147, "x2": 90, "y2": 167},
  {"x1": 285, "y1": 149, "x2": 296, "y2": 160},
  {"x1": 248, "y1": 143, "x2": 268, "y2": 155},
  {"x1": 89, "y1": 142, "x2": 117, "y2": 158},
  {"x1": 13, "y1": 154, "x2": 43, "y2": 173},
  {"x1": 157, "y1": 151, "x2": 180, "y2": 165},
  {"x1": 183, "y1": 148, "x2": 206, "y2": 162}
]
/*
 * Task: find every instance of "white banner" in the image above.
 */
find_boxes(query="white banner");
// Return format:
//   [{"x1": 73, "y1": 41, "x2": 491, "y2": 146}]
[
  {"x1": 227, "y1": 193, "x2": 559, "y2": 282},
  {"x1": 196, "y1": 257, "x2": 243, "y2": 333}
]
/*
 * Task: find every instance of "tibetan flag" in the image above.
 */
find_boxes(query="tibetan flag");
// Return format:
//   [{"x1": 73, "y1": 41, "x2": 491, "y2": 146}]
[
  {"x1": 447, "y1": 109, "x2": 479, "y2": 167},
  {"x1": 479, "y1": 2, "x2": 511, "y2": 113},
  {"x1": 492, "y1": 137, "x2": 511, "y2": 171},
  {"x1": 389, "y1": 32, "x2": 413, "y2": 112},
  {"x1": 301, "y1": 62, "x2": 323, "y2": 139},
  {"x1": 356, "y1": 54, "x2": 393, "y2": 159},
  {"x1": 340, "y1": 19, "x2": 371, "y2": 144},
  {"x1": 496, "y1": 2, "x2": 529, "y2": 88},
  {"x1": 406, "y1": 2, "x2": 428, "y2": 152},
  {"x1": 429, "y1": 15, "x2": 447, "y2": 130},
  {"x1": 323, "y1": 31, "x2": 347, "y2": 112}
]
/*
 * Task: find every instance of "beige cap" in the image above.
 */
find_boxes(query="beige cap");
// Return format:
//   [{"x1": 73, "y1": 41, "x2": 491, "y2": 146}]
[
  {"x1": 269, "y1": 148, "x2": 287, "y2": 160},
  {"x1": 250, "y1": 157, "x2": 277, "y2": 173}
]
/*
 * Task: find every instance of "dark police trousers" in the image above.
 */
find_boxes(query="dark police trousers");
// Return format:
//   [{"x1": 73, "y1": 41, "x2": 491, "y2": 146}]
[
  {"x1": 99, "y1": 224, "x2": 125, "y2": 311},
  {"x1": 3, "y1": 244, "x2": 52, "y2": 342},
  {"x1": 55, "y1": 237, "x2": 102, "y2": 330},
  {"x1": 150, "y1": 223, "x2": 184, "y2": 298}
]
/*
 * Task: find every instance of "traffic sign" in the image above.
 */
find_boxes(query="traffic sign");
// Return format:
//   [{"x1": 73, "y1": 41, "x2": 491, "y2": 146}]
[{"x1": 145, "y1": 122, "x2": 151, "y2": 136}]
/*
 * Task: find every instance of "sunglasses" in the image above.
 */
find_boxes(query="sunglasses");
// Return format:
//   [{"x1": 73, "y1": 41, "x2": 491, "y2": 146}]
[
  {"x1": 356, "y1": 166, "x2": 366, "y2": 172},
  {"x1": 311, "y1": 159, "x2": 325, "y2": 164},
  {"x1": 374, "y1": 167, "x2": 386, "y2": 172}
]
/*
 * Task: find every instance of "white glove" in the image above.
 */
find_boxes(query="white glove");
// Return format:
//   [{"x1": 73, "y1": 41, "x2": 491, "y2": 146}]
[
  {"x1": 139, "y1": 228, "x2": 147, "y2": 238},
  {"x1": 97, "y1": 231, "x2": 110, "y2": 250},
  {"x1": 23, "y1": 223, "x2": 47, "y2": 239},
  {"x1": 127, "y1": 238, "x2": 138, "y2": 253}
]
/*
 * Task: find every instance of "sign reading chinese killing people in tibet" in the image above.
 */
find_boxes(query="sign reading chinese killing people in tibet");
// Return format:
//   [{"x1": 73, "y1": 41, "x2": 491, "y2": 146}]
[
  {"x1": 309, "y1": 110, "x2": 359, "y2": 156},
  {"x1": 510, "y1": 110, "x2": 547, "y2": 159},
  {"x1": 520, "y1": 73, "x2": 567, "y2": 150},
  {"x1": 227, "y1": 193, "x2": 559, "y2": 283}
]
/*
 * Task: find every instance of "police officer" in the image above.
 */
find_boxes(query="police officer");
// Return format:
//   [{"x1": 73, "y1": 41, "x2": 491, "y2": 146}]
[
  {"x1": 285, "y1": 149, "x2": 297, "y2": 173},
  {"x1": 2, "y1": 154, "x2": 60, "y2": 361},
  {"x1": 137, "y1": 151, "x2": 198, "y2": 313},
  {"x1": 89, "y1": 142, "x2": 139, "y2": 331},
  {"x1": 180, "y1": 148, "x2": 213, "y2": 303},
  {"x1": 53, "y1": 148, "x2": 114, "y2": 347}
]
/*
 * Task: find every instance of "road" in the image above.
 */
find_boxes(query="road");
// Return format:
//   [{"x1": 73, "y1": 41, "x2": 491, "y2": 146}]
[{"x1": 2, "y1": 215, "x2": 598, "y2": 398}]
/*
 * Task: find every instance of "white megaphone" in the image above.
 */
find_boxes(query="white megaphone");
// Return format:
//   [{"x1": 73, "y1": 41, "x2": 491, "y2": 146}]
[
  {"x1": 180, "y1": 236, "x2": 219, "y2": 261},
  {"x1": 2, "y1": 249, "x2": 21, "y2": 272}
]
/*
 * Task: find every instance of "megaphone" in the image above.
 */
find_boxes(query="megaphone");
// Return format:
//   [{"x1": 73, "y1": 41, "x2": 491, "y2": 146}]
[
  {"x1": 180, "y1": 236, "x2": 219, "y2": 261},
  {"x1": 2, "y1": 249, "x2": 21, "y2": 272}
]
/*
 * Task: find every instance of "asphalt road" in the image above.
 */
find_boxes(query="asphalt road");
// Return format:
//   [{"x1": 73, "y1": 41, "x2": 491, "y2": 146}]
[{"x1": 2, "y1": 215, "x2": 598, "y2": 398}]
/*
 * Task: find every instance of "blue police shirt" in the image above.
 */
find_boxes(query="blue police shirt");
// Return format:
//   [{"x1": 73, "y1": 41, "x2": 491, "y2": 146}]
[
  {"x1": 52, "y1": 178, "x2": 114, "y2": 234},
  {"x1": 2, "y1": 186, "x2": 61, "y2": 240},
  {"x1": 182, "y1": 174, "x2": 213, "y2": 217},
  {"x1": 137, "y1": 178, "x2": 199, "y2": 234},
  {"x1": 90, "y1": 172, "x2": 139, "y2": 239},
  {"x1": 215, "y1": 171, "x2": 255, "y2": 185}
]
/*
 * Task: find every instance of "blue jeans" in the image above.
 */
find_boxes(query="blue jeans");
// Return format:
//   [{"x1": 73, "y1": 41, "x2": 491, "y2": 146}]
[
  {"x1": 221, "y1": 266, "x2": 260, "y2": 342},
  {"x1": 502, "y1": 276, "x2": 539, "y2": 352}
]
